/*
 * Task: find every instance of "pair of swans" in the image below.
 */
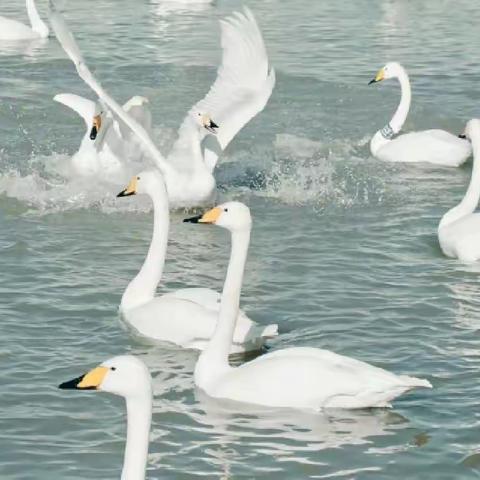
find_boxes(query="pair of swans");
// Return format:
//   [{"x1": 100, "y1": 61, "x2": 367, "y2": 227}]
[
  {"x1": 116, "y1": 169, "x2": 278, "y2": 353},
  {"x1": 0, "y1": 0, "x2": 48, "y2": 40},
  {"x1": 49, "y1": 4, "x2": 275, "y2": 207},
  {"x1": 439, "y1": 119, "x2": 480, "y2": 262},
  {"x1": 60, "y1": 201, "x2": 431, "y2": 477},
  {"x1": 369, "y1": 62, "x2": 471, "y2": 167}
]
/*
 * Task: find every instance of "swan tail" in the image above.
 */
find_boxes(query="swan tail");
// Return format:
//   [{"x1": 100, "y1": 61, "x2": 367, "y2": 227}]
[{"x1": 399, "y1": 375, "x2": 432, "y2": 389}]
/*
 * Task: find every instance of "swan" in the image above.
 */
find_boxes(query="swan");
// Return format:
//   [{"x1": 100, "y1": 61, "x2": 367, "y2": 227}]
[
  {"x1": 368, "y1": 62, "x2": 471, "y2": 166},
  {"x1": 0, "y1": 0, "x2": 49, "y2": 40},
  {"x1": 49, "y1": 4, "x2": 275, "y2": 207},
  {"x1": 53, "y1": 93, "x2": 152, "y2": 178},
  {"x1": 116, "y1": 169, "x2": 277, "y2": 352},
  {"x1": 184, "y1": 202, "x2": 432, "y2": 410},
  {"x1": 59, "y1": 355, "x2": 152, "y2": 480},
  {"x1": 438, "y1": 119, "x2": 480, "y2": 262}
]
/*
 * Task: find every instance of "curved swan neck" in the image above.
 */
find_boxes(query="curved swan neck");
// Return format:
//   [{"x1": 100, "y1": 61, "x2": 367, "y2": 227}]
[
  {"x1": 390, "y1": 66, "x2": 411, "y2": 133},
  {"x1": 440, "y1": 132, "x2": 480, "y2": 229},
  {"x1": 202, "y1": 228, "x2": 251, "y2": 366},
  {"x1": 121, "y1": 392, "x2": 152, "y2": 480},
  {"x1": 26, "y1": 0, "x2": 49, "y2": 37},
  {"x1": 121, "y1": 185, "x2": 169, "y2": 311}
]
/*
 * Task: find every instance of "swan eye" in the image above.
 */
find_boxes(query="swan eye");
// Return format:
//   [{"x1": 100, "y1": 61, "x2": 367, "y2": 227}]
[
  {"x1": 224, "y1": 208, "x2": 228, "y2": 212},
  {"x1": 110, "y1": 367, "x2": 116, "y2": 371},
  {"x1": 137, "y1": 176, "x2": 140, "y2": 180}
]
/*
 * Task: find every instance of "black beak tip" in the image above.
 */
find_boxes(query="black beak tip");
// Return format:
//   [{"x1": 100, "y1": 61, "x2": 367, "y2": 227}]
[
  {"x1": 368, "y1": 79, "x2": 376, "y2": 85},
  {"x1": 183, "y1": 215, "x2": 200, "y2": 223},
  {"x1": 210, "y1": 120, "x2": 219, "y2": 129},
  {"x1": 458, "y1": 134, "x2": 467, "y2": 139},
  {"x1": 58, "y1": 375, "x2": 82, "y2": 390},
  {"x1": 117, "y1": 190, "x2": 135, "y2": 198},
  {"x1": 89, "y1": 126, "x2": 98, "y2": 140}
]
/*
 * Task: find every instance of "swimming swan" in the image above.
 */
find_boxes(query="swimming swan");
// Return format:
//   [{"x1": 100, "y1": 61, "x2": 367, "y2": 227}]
[
  {"x1": 117, "y1": 170, "x2": 277, "y2": 353},
  {"x1": 369, "y1": 62, "x2": 471, "y2": 166},
  {"x1": 49, "y1": 4, "x2": 275, "y2": 207},
  {"x1": 0, "y1": 0, "x2": 49, "y2": 40},
  {"x1": 438, "y1": 119, "x2": 480, "y2": 262},
  {"x1": 54, "y1": 93, "x2": 152, "y2": 178},
  {"x1": 184, "y1": 202, "x2": 432, "y2": 409},
  {"x1": 59, "y1": 355, "x2": 152, "y2": 480}
]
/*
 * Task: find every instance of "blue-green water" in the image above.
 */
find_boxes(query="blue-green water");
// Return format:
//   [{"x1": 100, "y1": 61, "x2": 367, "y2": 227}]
[{"x1": 2, "y1": 0, "x2": 480, "y2": 478}]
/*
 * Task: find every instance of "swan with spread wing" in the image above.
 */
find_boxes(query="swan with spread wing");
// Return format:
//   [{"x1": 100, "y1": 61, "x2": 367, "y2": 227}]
[{"x1": 49, "y1": 3, "x2": 275, "y2": 207}]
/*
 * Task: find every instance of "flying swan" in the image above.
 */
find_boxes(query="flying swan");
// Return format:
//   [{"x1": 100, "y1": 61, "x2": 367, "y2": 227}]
[
  {"x1": 438, "y1": 119, "x2": 480, "y2": 262},
  {"x1": 116, "y1": 169, "x2": 277, "y2": 352},
  {"x1": 53, "y1": 93, "x2": 152, "y2": 178},
  {"x1": 0, "y1": 0, "x2": 49, "y2": 40},
  {"x1": 59, "y1": 355, "x2": 152, "y2": 480},
  {"x1": 49, "y1": 3, "x2": 275, "y2": 207},
  {"x1": 184, "y1": 202, "x2": 432, "y2": 409},
  {"x1": 369, "y1": 62, "x2": 471, "y2": 167}
]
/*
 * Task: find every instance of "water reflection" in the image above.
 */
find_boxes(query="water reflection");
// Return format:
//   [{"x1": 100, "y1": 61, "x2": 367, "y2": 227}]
[{"x1": 0, "y1": 37, "x2": 48, "y2": 58}]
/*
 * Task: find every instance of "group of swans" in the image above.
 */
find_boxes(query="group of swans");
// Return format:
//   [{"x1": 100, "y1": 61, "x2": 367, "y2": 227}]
[
  {"x1": 0, "y1": 0, "x2": 48, "y2": 41},
  {"x1": 49, "y1": 3, "x2": 275, "y2": 207}
]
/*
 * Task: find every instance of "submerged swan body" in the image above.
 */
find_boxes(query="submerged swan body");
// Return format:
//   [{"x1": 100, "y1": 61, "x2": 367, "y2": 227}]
[
  {"x1": 117, "y1": 170, "x2": 277, "y2": 353},
  {"x1": 59, "y1": 355, "x2": 152, "y2": 480},
  {"x1": 0, "y1": 0, "x2": 49, "y2": 40},
  {"x1": 54, "y1": 93, "x2": 152, "y2": 179},
  {"x1": 439, "y1": 119, "x2": 480, "y2": 262},
  {"x1": 49, "y1": 5, "x2": 275, "y2": 207},
  {"x1": 185, "y1": 202, "x2": 432, "y2": 410},
  {"x1": 369, "y1": 62, "x2": 471, "y2": 167}
]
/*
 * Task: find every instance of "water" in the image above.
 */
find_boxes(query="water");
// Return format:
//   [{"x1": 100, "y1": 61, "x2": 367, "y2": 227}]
[{"x1": 2, "y1": 0, "x2": 480, "y2": 478}]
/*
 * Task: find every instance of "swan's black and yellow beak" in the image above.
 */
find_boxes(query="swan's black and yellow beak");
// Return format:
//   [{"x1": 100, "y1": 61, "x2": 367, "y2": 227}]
[
  {"x1": 59, "y1": 366, "x2": 108, "y2": 390},
  {"x1": 202, "y1": 114, "x2": 219, "y2": 134},
  {"x1": 183, "y1": 206, "x2": 222, "y2": 224},
  {"x1": 368, "y1": 68, "x2": 385, "y2": 85},
  {"x1": 117, "y1": 176, "x2": 138, "y2": 198},
  {"x1": 89, "y1": 114, "x2": 102, "y2": 140}
]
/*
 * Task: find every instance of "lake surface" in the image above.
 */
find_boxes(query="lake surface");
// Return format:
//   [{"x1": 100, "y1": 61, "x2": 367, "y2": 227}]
[{"x1": 2, "y1": 0, "x2": 480, "y2": 478}]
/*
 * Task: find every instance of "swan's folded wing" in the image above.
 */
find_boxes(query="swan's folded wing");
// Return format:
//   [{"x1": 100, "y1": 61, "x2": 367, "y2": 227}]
[
  {"x1": 53, "y1": 93, "x2": 96, "y2": 128},
  {"x1": 169, "y1": 7, "x2": 275, "y2": 172},
  {"x1": 49, "y1": 3, "x2": 172, "y2": 176}
]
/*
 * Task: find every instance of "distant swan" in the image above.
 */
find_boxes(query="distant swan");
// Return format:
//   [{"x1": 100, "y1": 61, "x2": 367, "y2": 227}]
[
  {"x1": 54, "y1": 93, "x2": 152, "y2": 179},
  {"x1": 184, "y1": 202, "x2": 432, "y2": 410},
  {"x1": 439, "y1": 119, "x2": 480, "y2": 262},
  {"x1": 0, "y1": 0, "x2": 49, "y2": 40},
  {"x1": 60, "y1": 355, "x2": 152, "y2": 480},
  {"x1": 49, "y1": 4, "x2": 275, "y2": 207},
  {"x1": 369, "y1": 62, "x2": 471, "y2": 167},
  {"x1": 117, "y1": 169, "x2": 277, "y2": 352}
]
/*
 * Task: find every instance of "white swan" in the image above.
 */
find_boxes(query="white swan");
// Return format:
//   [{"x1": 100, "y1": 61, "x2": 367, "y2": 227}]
[
  {"x1": 438, "y1": 119, "x2": 480, "y2": 262},
  {"x1": 54, "y1": 93, "x2": 152, "y2": 178},
  {"x1": 0, "y1": 0, "x2": 49, "y2": 40},
  {"x1": 59, "y1": 355, "x2": 152, "y2": 480},
  {"x1": 369, "y1": 62, "x2": 471, "y2": 166},
  {"x1": 116, "y1": 170, "x2": 277, "y2": 353},
  {"x1": 184, "y1": 202, "x2": 432, "y2": 410},
  {"x1": 49, "y1": 4, "x2": 275, "y2": 207}
]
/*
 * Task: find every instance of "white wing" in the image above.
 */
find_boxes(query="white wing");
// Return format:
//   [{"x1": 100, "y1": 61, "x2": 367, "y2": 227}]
[
  {"x1": 169, "y1": 7, "x2": 275, "y2": 172},
  {"x1": 53, "y1": 93, "x2": 96, "y2": 128},
  {"x1": 48, "y1": 2, "x2": 173, "y2": 177}
]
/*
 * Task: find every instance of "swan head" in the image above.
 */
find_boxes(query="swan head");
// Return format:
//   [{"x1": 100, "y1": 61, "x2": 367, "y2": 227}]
[
  {"x1": 89, "y1": 110, "x2": 105, "y2": 140},
  {"x1": 58, "y1": 355, "x2": 152, "y2": 399},
  {"x1": 369, "y1": 62, "x2": 404, "y2": 84},
  {"x1": 117, "y1": 169, "x2": 164, "y2": 198},
  {"x1": 183, "y1": 201, "x2": 252, "y2": 232},
  {"x1": 460, "y1": 119, "x2": 480, "y2": 141},
  {"x1": 194, "y1": 112, "x2": 219, "y2": 134}
]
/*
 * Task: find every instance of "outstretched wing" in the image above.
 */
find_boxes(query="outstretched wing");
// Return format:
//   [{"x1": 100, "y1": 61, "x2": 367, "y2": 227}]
[
  {"x1": 49, "y1": 2, "x2": 172, "y2": 177},
  {"x1": 170, "y1": 7, "x2": 275, "y2": 172},
  {"x1": 53, "y1": 93, "x2": 96, "y2": 128}
]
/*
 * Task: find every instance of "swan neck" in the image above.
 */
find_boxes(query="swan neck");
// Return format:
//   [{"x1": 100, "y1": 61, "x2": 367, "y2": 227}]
[
  {"x1": 121, "y1": 393, "x2": 152, "y2": 480},
  {"x1": 121, "y1": 186, "x2": 169, "y2": 311},
  {"x1": 390, "y1": 68, "x2": 411, "y2": 133},
  {"x1": 440, "y1": 134, "x2": 480, "y2": 228},
  {"x1": 26, "y1": 0, "x2": 48, "y2": 37},
  {"x1": 203, "y1": 228, "x2": 251, "y2": 365}
]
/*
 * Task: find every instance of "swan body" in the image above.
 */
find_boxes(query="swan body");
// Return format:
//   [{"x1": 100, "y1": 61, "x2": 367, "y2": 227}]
[
  {"x1": 0, "y1": 0, "x2": 49, "y2": 40},
  {"x1": 439, "y1": 119, "x2": 480, "y2": 262},
  {"x1": 369, "y1": 62, "x2": 471, "y2": 167},
  {"x1": 54, "y1": 93, "x2": 152, "y2": 179},
  {"x1": 49, "y1": 5, "x2": 275, "y2": 207},
  {"x1": 117, "y1": 170, "x2": 277, "y2": 353},
  {"x1": 59, "y1": 355, "x2": 152, "y2": 480},
  {"x1": 185, "y1": 202, "x2": 432, "y2": 410}
]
